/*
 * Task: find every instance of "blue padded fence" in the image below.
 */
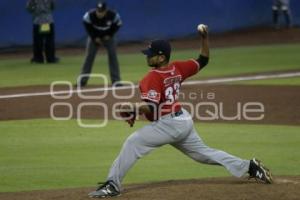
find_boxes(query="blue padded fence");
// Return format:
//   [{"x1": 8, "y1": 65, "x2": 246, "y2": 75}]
[{"x1": 0, "y1": 0, "x2": 299, "y2": 48}]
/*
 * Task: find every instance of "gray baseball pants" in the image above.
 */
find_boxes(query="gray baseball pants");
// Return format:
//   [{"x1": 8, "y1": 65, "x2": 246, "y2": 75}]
[
  {"x1": 79, "y1": 37, "x2": 121, "y2": 85},
  {"x1": 107, "y1": 109, "x2": 250, "y2": 191}
]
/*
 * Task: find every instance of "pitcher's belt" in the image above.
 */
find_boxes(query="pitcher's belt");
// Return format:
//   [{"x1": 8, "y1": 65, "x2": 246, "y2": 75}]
[{"x1": 160, "y1": 109, "x2": 183, "y2": 120}]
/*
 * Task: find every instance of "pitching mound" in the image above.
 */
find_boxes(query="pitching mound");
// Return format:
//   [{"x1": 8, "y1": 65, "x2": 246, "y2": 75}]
[{"x1": 0, "y1": 176, "x2": 299, "y2": 200}]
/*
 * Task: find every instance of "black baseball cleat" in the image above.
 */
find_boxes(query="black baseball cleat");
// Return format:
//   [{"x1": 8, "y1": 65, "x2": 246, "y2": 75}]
[
  {"x1": 248, "y1": 158, "x2": 273, "y2": 184},
  {"x1": 30, "y1": 58, "x2": 44, "y2": 64},
  {"x1": 88, "y1": 181, "x2": 120, "y2": 198},
  {"x1": 47, "y1": 57, "x2": 60, "y2": 63}
]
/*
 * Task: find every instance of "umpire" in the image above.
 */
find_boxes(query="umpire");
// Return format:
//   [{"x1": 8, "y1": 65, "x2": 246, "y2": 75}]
[
  {"x1": 78, "y1": 1, "x2": 122, "y2": 87},
  {"x1": 26, "y1": 0, "x2": 59, "y2": 63}
]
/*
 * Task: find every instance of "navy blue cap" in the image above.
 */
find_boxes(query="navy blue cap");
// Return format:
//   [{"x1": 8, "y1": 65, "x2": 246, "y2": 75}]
[
  {"x1": 142, "y1": 40, "x2": 171, "y2": 60},
  {"x1": 97, "y1": 1, "x2": 107, "y2": 11}
]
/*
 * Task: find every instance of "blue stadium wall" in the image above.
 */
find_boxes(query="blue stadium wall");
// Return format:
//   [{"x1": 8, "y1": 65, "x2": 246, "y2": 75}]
[{"x1": 1, "y1": 0, "x2": 299, "y2": 48}]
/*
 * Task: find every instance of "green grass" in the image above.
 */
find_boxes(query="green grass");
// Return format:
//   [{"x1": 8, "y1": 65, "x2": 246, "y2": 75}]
[
  {"x1": 0, "y1": 119, "x2": 299, "y2": 192},
  {"x1": 233, "y1": 77, "x2": 300, "y2": 85},
  {"x1": 0, "y1": 43, "x2": 299, "y2": 87}
]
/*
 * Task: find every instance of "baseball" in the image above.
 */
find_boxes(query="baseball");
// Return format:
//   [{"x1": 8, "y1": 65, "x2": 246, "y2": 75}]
[{"x1": 197, "y1": 24, "x2": 206, "y2": 32}]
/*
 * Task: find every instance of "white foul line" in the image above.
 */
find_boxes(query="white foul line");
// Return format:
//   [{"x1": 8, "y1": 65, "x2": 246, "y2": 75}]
[
  {"x1": 183, "y1": 71, "x2": 300, "y2": 85},
  {"x1": 0, "y1": 85, "x2": 138, "y2": 99},
  {"x1": 0, "y1": 71, "x2": 300, "y2": 99}
]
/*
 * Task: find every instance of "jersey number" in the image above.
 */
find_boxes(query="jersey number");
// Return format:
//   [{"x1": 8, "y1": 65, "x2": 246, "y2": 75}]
[{"x1": 165, "y1": 83, "x2": 180, "y2": 104}]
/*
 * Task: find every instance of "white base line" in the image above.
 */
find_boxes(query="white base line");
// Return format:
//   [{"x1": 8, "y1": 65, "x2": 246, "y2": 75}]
[
  {"x1": 1, "y1": 71, "x2": 300, "y2": 99},
  {"x1": 184, "y1": 71, "x2": 300, "y2": 85}
]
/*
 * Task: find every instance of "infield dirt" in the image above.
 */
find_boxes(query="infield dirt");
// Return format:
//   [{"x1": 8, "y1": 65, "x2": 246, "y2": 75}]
[
  {"x1": 0, "y1": 177, "x2": 299, "y2": 200},
  {"x1": 1, "y1": 83, "x2": 300, "y2": 125}
]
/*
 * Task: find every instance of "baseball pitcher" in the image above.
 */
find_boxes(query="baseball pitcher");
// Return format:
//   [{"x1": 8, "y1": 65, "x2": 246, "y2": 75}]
[{"x1": 88, "y1": 24, "x2": 273, "y2": 198}]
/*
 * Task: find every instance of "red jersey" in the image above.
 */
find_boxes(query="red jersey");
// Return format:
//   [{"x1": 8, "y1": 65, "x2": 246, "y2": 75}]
[{"x1": 139, "y1": 59, "x2": 200, "y2": 118}]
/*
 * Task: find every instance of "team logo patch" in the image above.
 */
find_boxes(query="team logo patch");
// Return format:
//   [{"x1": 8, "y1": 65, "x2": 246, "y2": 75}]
[
  {"x1": 141, "y1": 90, "x2": 160, "y2": 102},
  {"x1": 148, "y1": 90, "x2": 158, "y2": 99}
]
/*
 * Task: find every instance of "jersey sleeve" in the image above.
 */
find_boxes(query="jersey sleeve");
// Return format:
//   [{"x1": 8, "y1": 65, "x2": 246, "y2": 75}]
[
  {"x1": 175, "y1": 59, "x2": 200, "y2": 80},
  {"x1": 139, "y1": 72, "x2": 162, "y2": 104}
]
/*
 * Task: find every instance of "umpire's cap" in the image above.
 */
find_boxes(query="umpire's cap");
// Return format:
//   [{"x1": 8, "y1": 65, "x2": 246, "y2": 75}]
[
  {"x1": 97, "y1": 1, "x2": 107, "y2": 11},
  {"x1": 142, "y1": 40, "x2": 171, "y2": 60}
]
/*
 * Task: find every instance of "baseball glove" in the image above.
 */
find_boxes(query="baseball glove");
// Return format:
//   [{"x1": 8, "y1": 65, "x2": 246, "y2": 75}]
[{"x1": 117, "y1": 103, "x2": 136, "y2": 127}]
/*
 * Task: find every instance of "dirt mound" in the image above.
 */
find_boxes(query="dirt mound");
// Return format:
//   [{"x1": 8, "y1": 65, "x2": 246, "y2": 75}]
[{"x1": 0, "y1": 176, "x2": 299, "y2": 200}]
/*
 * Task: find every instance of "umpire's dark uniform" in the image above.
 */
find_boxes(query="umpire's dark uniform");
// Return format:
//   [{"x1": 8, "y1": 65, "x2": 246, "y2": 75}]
[
  {"x1": 26, "y1": 0, "x2": 58, "y2": 63},
  {"x1": 78, "y1": 2, "x2": 122, "y2": 87}
]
